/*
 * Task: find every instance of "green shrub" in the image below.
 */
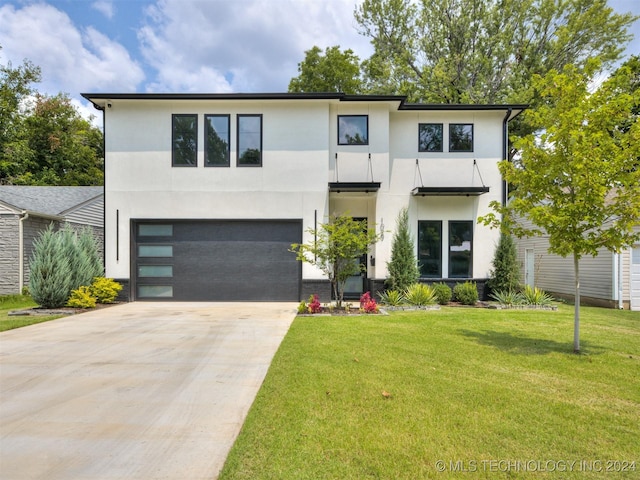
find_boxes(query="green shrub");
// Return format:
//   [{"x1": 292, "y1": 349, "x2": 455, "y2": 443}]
[
  {"x1": 453, "y1": 281, "x2": 479, "y2": 305},
  {"x1": 487, "y1": 233, "x2": 521, "y2": 293},
  {"x1": 490, "y1": 289, "x2": 524, "y2": 306},
  {"x1": 90, "y1": 277, "x2": 122, "y2": 304},
  {"x1": 29, "y1": 224, "x2": 73, "y2": 308},
  {"x1": 67, "y1": 286, "x2": 97, "y2": 309},
  {"x1": 431, "y1": 282, "x2": 452, "y2": 305},
  {"x1": 297, "y1": 300, "x2": 308, "y2": 314},
  {"x1": 404, "y1": 283, "x2": 436, "y2": 306},
  {"x1": 377, "y1": 289, "x2": 405, "y2": 306},
  {"x1": 521, "y1": 285, "x2": 554, "y2": 306}
]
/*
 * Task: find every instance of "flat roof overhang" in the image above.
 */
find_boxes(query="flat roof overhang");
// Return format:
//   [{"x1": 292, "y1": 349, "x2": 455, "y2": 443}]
[
  {"x1": 329, "y1": 182, "x2": 381, "y2": 193},
  {"x1": 411, "y1": 186, "x2": 490, "y2": 197}
]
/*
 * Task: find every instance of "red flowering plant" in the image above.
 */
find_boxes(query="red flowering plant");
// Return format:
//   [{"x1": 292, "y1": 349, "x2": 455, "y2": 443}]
[
  {"x1": 308, "y1": 294, "x2": 323, "y2": 314},
  {"x1": 359, "y1": 291, "x2": 379, "y2": 313}
]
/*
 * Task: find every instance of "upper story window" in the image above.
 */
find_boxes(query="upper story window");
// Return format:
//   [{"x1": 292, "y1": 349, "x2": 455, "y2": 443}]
[
  {"x1": 172, "y1": 114, "x2": 197, "y2": 166},
  {"x1": 338, "y1": 115, "x2": 368, "y2": 145},
  {"x1": 205, "y1": 114, "x2": 230, "y2": 167},
  {"x1": 418, "y1": 123, "x2": 443, "y2": 152},
  {"x1": 237, "y1": 114, "x2": 262, "y2": 166},
  {"x1": 449, "y1": 124, "x2": 473, "y2": 152}
]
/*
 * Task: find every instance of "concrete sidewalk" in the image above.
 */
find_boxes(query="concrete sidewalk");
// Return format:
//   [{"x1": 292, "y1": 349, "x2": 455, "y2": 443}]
[{"x1": 0, "y1": 302, "x2": 296, "y2": 480}]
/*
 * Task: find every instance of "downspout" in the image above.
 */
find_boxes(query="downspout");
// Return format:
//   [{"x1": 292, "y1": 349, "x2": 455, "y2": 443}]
[
  {"x1": 501, "y1": 108, "x2": 513, "y2": 207},
  {"x1": 618, "y1": 251, "x2": 624, "y2": 309},
  {"x1": 18, "y1": 211, "x2": 29, "y2": 293}
]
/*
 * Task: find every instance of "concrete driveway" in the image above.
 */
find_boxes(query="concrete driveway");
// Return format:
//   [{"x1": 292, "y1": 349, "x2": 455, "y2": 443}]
[{"x1": 0, "y1": 302, "x2": 296, "y2": 480}]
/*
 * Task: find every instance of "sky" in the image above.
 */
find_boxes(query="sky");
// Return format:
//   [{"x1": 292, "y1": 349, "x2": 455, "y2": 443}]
[{"x1": 1, "y1": 0, "x2": 639, "y2": 122}]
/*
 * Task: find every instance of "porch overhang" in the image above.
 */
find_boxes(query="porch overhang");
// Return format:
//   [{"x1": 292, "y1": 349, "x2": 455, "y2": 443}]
[
  {"x1": 329, "y1": 182, "x2": 381, "y2": 193},
  {"x1": 411, "y1": 186, "x2": 490, "y2": 197}
]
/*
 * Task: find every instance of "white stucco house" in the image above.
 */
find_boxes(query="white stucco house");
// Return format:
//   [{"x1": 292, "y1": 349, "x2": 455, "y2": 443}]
[{"x1": 82, "y1": 92, "x2": 525, "y2": 302}]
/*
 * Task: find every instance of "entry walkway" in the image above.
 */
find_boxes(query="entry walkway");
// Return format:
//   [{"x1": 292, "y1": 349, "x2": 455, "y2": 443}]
[{"x1": 0, "y1": 302, "x2": 296, "y2": 479}]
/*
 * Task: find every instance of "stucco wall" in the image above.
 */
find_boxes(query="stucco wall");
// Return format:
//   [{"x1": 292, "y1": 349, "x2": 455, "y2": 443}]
[{"x1": 103, "y1": 97, "x2": 510, "y2": 286}]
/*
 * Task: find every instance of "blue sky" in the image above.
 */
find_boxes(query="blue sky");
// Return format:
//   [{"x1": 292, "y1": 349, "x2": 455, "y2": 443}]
[{"x1": 1, "y1": 0, "x2": 639, "y2": 120}]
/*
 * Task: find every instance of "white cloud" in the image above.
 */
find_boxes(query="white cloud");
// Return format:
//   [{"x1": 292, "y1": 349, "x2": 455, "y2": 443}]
[
  {"x1": 0, "y1": 2, "x2": 144, "y2": 96},
  {"x1": 92, "y1": 0, "x2": 115, "y2": 20},
  {"x1": 138, "y1": 0, "x2": 373, "y2": 93}
]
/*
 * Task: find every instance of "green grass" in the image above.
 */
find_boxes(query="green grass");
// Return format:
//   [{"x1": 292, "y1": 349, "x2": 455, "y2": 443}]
[
  {"x1": 220, "y1": 305, "x2": 640, "y2": 479},
  {"x1": 0, "y1": 294, "x2": 64, "y2": 332}
]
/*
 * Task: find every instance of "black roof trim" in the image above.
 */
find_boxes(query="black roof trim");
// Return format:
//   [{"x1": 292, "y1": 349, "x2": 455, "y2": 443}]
[
  {"x1": 81, "y1": 92, "x2": 527, "y2": 114},
  {"x1": 399, "y1": 103, "x2": 528, "y2": 111},
  {"x1": 329, "y1": 182, "x2": 381, "y2": 193},
  {"x1": 411, "y1": 186, "x2": 490, "y2": 197}
]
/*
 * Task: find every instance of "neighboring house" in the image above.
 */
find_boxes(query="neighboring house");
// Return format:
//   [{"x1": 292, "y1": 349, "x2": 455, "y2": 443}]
[
  {"x1": 82, "y1": 92, "x2": 525, "y2": 302},
  {"x1": 0, "y1": 186, "x2": 104, "y2": 295},
  {"x1": 516, "y1": 219, "x2": 640, "y2": 310}
]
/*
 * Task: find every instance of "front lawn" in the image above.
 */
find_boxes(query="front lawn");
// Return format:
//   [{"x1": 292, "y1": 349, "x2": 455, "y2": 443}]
[
  {"x1": 220, "y1": 305, "x2": 639, "y2": 479},
  {"x1": 0, "y1": 295, "x2": 64, "y2": 332}
]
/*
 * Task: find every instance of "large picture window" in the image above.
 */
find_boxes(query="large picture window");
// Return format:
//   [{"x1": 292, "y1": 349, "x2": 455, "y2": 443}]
[
  {"x1": 172, "y1": 114, "x2": 197, "y2": 166},
  {"x1": 449, "y1": 221, "x2": 473, "y2": 278},
  {"x1": 237, "y1": 114, "x2": 262, "y2": 166},
  {"x1": 338, "y1": 115, "x2": 368, "y2": 145},
  {"x1": 449, "y1": 124, "x2": 473, "y2": 152},
  {"x1": 418, "y1": 123, "x2": 443, "y2": 152},
  {"x1": 205, "y1": 114, "x2": 230, "y2": 167},
  {"x1": 418, "y1": 221, "x2": 442, "y2": 278}
]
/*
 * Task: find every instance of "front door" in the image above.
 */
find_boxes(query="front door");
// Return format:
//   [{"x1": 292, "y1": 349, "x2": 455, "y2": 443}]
[{"x1": 343, "y1": 217, "x2": 367, "y2": 299}]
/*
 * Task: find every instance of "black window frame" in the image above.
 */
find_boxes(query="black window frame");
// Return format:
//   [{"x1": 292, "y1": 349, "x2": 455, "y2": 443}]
[
  {"x1": 418, "y1": 123, "x2": 443, "y2": 152},
  {"x1": 448, "y1": 221, "x2": 473, "y2": 278},
  {"x1": 172, "y1": 114, "x2": 198, "y2": 167},
  {"x1": 205, "y1": 114, "x2": 230, "y2": 167},
  {"x1": 449, "y1": 123, "x2": 474, "y2": 152},
  {"x1": 237, "y1": 114, "x2": 263, "y2": 167},
  {"x1": 338, "y1": 115, "x2": 369, "y2": 145},
  {"x1": 418, "y1": 220, "x2": 443, "y2": 278}
]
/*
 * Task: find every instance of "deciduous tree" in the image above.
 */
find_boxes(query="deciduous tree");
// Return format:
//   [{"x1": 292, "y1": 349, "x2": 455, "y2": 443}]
[
  {"x1": 290, "y1": 214, "x2": 381, "y2": 307},
  {"x1": 480, "y1": 58, "x2": 640, "y2": 353},
  {"x1": 289, "y1": 46, "x2": 364, "y2": 94}
]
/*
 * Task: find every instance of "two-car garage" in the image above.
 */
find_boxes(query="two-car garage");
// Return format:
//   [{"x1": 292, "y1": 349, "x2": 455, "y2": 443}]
[{"x1": 132, "y1": 220, "x2": 302, "y2": 301}]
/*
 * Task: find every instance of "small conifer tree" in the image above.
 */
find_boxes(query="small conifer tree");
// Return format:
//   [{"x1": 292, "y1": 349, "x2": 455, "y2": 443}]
[
  {"x1": 29, "y1": 224, "x2": 73, "y2": 308},
  {"x1": 487, "y1": 233, "x2": 520, "y2": 293},
  {"x1": 386, "y1": 207, "x2": 419, "y2": 291}
]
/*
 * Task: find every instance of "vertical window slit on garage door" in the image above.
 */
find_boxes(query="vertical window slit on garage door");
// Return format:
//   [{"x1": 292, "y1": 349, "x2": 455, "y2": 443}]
[{"x1": 136, "y1": 223, "x2": 175, "y2": 299}]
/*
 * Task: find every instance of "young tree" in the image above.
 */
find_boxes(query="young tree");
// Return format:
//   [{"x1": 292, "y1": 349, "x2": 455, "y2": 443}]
[
  {"x1": 386, "y1": 207, "x2": 419, "y2": 291},
  {"x1": 288, "y1": 46, "x2": 364, "y2": 94},
  {"x1": 486, "y1": 233, "x2": 521, "y2": 293},
  {"x1": 290, "y1": 214, "x2": 381, "y2": 307},
  {"x1": 480, "y1": 59, "x2": 640, "y2": 353}
]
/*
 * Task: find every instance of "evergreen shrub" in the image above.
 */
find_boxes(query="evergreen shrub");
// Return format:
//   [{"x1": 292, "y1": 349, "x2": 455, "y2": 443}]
[{"x1": 453, "y1": 281, "x2": 479, "y2": 305}]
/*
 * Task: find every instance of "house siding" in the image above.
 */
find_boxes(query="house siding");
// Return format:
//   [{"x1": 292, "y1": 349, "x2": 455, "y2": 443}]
[
  {"x1": 0, "y1": 214, "x2": 20, "y2": 294},
  {"x1": 516, "y1": 221, "x2": 640, "y2": 308}
]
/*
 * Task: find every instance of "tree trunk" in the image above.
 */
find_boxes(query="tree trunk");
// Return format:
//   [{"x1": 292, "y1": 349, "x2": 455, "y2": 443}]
[{"x1": 573, "y1": 252, "x2": 580, "y2": 353}]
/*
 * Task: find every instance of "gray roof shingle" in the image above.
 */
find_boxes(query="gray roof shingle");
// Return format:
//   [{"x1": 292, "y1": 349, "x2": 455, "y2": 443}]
[{"x1": 0, "y1": 186, "x2": 103, "y2": 216}]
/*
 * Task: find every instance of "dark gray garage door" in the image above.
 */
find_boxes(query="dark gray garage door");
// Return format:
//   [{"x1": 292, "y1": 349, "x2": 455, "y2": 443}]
[{"x1": 133, "y1": 220, "x2": 302, "y2": 301}]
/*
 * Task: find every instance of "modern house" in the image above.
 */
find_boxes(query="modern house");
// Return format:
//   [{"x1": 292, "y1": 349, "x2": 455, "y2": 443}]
[
  {"x1": 516, "y1": 221, "x2": 640, "y2": 310},
  {"x1": 82, "y1": 92, "x2": 525, "y2": 302},
  {"x1": 0, "y1": 186, "x2": 104, "y2": 295}
]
